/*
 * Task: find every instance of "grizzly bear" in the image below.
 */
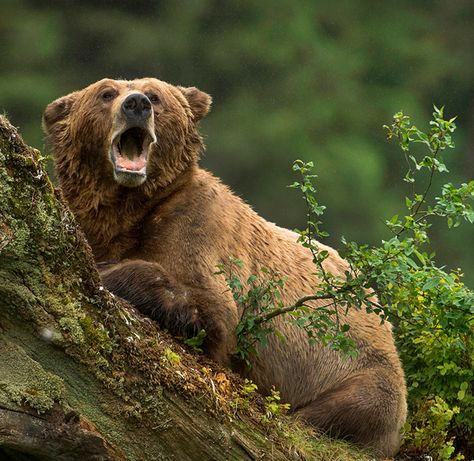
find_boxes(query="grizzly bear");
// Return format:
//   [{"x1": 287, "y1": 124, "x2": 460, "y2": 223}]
[{"x1": 43, "y1": 78, "x2": 407, "y2": 456}]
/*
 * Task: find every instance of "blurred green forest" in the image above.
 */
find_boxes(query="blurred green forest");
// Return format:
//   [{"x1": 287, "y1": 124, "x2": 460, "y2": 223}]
[{"x1": 1, "y1": 0, "x2": 473, "y2": 285}]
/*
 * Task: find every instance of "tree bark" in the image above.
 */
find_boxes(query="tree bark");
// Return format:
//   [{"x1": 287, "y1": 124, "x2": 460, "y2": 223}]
[{"x1": 0, "y1": 116, "x2": 370, "y2": 461}]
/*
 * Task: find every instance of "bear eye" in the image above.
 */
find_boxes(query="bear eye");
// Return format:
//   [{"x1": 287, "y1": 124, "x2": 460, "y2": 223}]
[
  {"x1": 101, "y1": 89, "x2": 117, "y2": 101},
  {"x1": 145, "y1": 92, "x2": 160, "y2": 104}
]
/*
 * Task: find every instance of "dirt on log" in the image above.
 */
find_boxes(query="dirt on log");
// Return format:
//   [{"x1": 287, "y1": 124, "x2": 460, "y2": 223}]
[{"x1": 0, "y1": 116, "x2": 372, "y2": 461}]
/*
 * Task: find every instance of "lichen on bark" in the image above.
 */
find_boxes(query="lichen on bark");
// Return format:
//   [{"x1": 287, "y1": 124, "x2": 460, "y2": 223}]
[{"x1": 0, "y1": 340, "x2": 65, "y2": 414}]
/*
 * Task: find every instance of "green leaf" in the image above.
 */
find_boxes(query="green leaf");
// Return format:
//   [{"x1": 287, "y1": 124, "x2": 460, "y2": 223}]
[
  {"x1": 184, "y1": 329, "x2": 207, "y2": 351},
  {"x1": 422, "y1": 277, "x2": 439, "y2": 291},
  {"x1": 413, "y1": 250, "x2": 426, "y2": 266}
]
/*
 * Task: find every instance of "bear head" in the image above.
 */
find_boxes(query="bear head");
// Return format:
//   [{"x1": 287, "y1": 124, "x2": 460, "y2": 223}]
[{"x1": 43, "y1": 78, "x2": 212, "y2": 190}]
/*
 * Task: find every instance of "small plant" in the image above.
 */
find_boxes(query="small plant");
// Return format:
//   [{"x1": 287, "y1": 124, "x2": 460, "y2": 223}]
[
  {"x1": 163, "y1": 347, "x2": 181, "y2": 366},
  {"x1": 183, "y1": 329, "x2": 207, "y2": 352},
  {"x1": 261, "y1": 386, "x2": 291, "y2": 425},
  {"x1": 216, "y1": 258, "x2": 289, "y2": 366},
  {"x1": 229, "y1": 378, "x2": 258, "y2": 413},
  {"x1": 403, "y1": 397, "x2": 463, "y2": 460}
]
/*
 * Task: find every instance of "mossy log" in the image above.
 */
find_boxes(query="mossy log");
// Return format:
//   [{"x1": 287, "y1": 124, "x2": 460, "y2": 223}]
[{"x1": 0, "y1": 116, "x2": 371, "y2": 461}]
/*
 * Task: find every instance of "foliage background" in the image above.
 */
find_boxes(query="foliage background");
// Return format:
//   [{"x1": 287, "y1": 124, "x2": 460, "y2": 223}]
[{"x1": 1, "y1": 0, "x2": 473, "y2": 285}]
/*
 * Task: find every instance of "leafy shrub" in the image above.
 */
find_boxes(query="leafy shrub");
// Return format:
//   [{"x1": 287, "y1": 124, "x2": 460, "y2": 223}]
[
  {"x1": 220, "y1": 107, "x2": 474, "y2": 458},
  {"x1": 403, "y1": 396, "x2": 463, "y2": 460}
]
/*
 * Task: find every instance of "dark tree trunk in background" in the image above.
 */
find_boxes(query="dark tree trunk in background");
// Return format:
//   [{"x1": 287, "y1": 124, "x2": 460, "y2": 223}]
[{"x1": 0, "y1": 116, "x2": 370, "y2": 461}]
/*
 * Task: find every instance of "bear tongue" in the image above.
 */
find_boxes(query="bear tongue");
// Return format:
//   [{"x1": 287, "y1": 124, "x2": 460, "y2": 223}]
[
  {"x1": 115, "y1": 154, "x2": 147, "y2": 172},
  {"x1": 116, "y1": 132, "x2": 147, "y2": 171}
]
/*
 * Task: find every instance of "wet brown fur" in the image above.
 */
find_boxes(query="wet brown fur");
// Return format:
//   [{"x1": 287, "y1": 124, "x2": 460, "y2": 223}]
[{"x1": 43, "y1": 78, "x2": 407, "y2": 456}]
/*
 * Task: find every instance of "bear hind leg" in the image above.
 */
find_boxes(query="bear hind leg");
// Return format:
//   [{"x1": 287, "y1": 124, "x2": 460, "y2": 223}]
[{"x1": 293, "y1": 368, "x2": 406, "y2": 457}]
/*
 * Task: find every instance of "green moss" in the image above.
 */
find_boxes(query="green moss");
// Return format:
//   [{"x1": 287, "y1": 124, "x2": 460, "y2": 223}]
[
  {"x1": 0, "y1": 160, "x2": 31, "y2": 257},
  {"x1": 0, "y1": 339, "x2": 65, "y2": 414},
  {"x1": 79, "y1": 316, "x2": 114, "y2": 353},
  {"x1": 232, "y1": 417, "x2": 374, "y2": 461},
  {"x1": 59, "y1": 316, "x2": 86, "y2": 344},
  {"x1": 0, "y1": 126, "x2": 73, "y2": 265},
  {"x1": 278, "y1": 421, "x2": 374, "y2": 461},
  {"x1": 0, "y1": 269, "x2": 38, "y2": 320}
]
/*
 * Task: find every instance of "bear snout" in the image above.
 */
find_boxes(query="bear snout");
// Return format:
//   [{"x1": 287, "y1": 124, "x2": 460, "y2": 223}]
[{"x1": 121, "y1": 93, "x2": 152, "y2": 122}]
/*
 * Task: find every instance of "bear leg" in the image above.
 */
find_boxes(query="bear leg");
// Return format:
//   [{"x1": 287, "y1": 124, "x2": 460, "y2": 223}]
[
  {"x1": 293, "y1": 368, "x2": 405, "y2": 457},
  {"x1": 99, "y1": 259, "x2": 236, "y2": 363}
]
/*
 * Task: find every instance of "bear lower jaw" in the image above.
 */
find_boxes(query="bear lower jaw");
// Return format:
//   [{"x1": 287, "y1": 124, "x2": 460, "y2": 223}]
[{"x1": 113, "y1": 168, "x2": 147, "y2": 188}]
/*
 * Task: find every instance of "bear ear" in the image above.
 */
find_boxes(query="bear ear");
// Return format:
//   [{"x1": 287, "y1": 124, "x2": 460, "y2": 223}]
[
  {"x1": 178, "y1": 86, "x2": 212, "y2": 122},
  {"x1": 42, "y1": 92, "x2": 79, "y2": 133}
]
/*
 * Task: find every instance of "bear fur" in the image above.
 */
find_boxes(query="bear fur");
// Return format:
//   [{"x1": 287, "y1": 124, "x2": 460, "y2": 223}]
[{"x1": 43, "y1": 78, "x2": 407, "y2": 456}]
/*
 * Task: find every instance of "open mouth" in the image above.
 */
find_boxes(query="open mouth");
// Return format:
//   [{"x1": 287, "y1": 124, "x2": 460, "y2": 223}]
[{"x1": 110, "y1": 126, "x2": 156, "y2": 186}]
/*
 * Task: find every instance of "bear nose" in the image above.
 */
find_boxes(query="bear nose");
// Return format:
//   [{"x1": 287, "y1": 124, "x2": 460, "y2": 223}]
[{"x1": 121, "y1": 93, "x2": 152, "y2": 122}]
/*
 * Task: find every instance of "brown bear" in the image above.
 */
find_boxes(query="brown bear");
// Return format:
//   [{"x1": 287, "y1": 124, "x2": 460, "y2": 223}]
[{"x1": 43, "y1": 78, "x2": 407, "y2": 456}]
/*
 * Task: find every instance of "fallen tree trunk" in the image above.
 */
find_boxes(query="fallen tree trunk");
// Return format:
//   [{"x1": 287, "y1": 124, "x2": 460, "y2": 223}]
[{"x1": 0, "y1": 116, "x2": 371, "y2": 461}]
